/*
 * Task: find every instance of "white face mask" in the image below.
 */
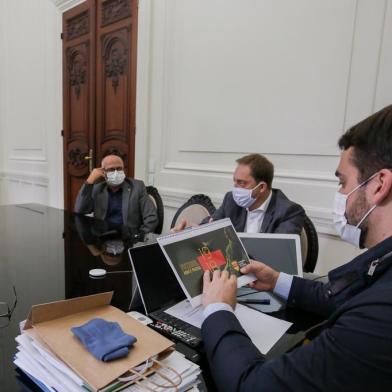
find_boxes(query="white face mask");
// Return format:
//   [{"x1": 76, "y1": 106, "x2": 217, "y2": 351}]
[
  {"x1": 106, "y1": 170, "x2": 125, "y2": 187},
  {"x1": 104, "y1": 240, "x2": 125, "y2": 255},
  {"x1": 332, "y1": 173, "x2": 378, "y2": 248},
  {"x1": 232, "y1": 183, "x2": 261, "y2": 209}
]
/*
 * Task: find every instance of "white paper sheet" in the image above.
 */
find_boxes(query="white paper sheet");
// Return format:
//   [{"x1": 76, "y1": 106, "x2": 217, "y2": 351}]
[
  {"x1": 165, "y1": 300, "x2": 292, "y2": 354},
  {"x1": 15, "y1": 334, "x2": 85, "y2": 392}
]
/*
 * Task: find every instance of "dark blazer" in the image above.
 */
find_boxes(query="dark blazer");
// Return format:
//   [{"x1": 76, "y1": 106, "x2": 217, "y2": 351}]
[
  {"x1": 201, "y1": 236, "x2": 392, "y2": 391},
  {"x1": 74, "y1": 178, "x2": 158, "y2": 234},
  {"x1": 205, "y1": 188, "x2": 305, "y2": 235}
]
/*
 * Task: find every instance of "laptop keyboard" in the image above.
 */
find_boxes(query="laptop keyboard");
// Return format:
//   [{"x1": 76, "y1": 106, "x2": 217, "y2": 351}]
[{"x1": 149, "y1": 310, "x2": 202, "y2": 347}]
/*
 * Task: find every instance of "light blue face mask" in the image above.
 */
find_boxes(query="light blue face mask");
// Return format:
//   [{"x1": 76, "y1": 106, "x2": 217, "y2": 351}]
[
  {"x1": 232, "y1": 183, "x2": 261, "y2": 209},
  {"x1": 332, "y1": 172, "x2": 378, "y2": 248}
]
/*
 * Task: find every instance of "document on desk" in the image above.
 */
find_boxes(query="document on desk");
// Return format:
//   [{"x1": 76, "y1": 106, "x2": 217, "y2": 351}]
[{"x1": 165, "y1": 300, "x2": 292, "y2": 354}]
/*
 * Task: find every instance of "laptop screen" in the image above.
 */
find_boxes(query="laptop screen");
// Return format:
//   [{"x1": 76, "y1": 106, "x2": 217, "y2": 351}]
[
  {"x1": 128, "y1": 243, "x2": 186, "y2": 314},
  {"x1": 238, "y1": 233, "x2": 303, "y2": 277}
]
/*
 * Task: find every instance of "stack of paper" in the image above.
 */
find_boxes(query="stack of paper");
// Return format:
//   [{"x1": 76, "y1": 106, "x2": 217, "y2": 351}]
[
  {"x1": 14, "y1": 331, "x2": 85, "y2": 392},
  {"x1": 14, "y1": 329, "x2": 201, "y2": 392}
]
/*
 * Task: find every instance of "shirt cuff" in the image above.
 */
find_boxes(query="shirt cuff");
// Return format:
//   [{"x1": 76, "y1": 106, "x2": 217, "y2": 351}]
[
  {"x1": 273, "y1": 272, "x2": 294, "y2": 301},
  {"x1": 203, "y1": 303, "x2": 234, "y2": 320}
]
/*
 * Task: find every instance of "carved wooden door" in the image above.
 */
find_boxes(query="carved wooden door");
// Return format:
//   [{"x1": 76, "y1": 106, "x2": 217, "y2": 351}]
[{"x1": 63, "y1": 0, "x2": 137, "y2": 211}]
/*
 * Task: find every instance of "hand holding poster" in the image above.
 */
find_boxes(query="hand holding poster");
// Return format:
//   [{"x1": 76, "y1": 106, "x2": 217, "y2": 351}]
[{"x1": 157, "y1": 218, "x2": 256, "y2": 307}]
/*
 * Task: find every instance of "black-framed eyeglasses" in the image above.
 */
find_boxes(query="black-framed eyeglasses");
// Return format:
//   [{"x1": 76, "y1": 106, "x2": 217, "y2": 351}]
[{"x1": 0, "y1": 286, "x2": 17, "y2": 320}]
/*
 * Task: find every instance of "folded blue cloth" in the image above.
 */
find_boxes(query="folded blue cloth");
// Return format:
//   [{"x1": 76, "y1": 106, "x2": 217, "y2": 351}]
[{"x1": 71, "y1": 318, "x2": 137, "y2": 362}]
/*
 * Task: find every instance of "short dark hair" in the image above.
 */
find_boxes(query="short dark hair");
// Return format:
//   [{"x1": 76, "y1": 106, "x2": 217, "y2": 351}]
[
  {"x1": 338, "y1": 105, "x2": 392, "y2": 182},
  {"x1": 236, "y1": 153, "x2": 274, "y2": 188}
]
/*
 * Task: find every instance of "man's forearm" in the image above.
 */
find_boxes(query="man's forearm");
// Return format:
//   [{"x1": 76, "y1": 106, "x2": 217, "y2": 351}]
[{"x1": 74, "y1": 183, "x2": 94, "y2": 213}]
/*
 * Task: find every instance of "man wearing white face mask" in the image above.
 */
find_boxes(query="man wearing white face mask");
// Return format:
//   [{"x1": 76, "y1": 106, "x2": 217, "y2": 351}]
[
  {"x1": 200, "y1": 105, "x2": 392, "y2": 391},
  {"x1": 332, "y1": 171, "x2": 379, "y2": 248},
  {"x1": 75, "y1": 154, "x2": 158, "y2": 234},
  {"x1": 201, "y1": 153, "x2": 305, "y2": 234}
]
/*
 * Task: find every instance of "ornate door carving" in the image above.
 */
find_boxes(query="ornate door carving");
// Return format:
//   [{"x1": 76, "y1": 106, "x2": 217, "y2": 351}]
[
  {"x1": 96, "y1": 0, "x2": 137, "y2": 177},
  {"x1": 63, "y1": 0, "x2": 137, "y2": 211}
]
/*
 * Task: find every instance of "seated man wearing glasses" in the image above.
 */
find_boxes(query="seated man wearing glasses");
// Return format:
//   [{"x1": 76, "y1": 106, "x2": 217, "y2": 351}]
[{"x1": 74, "y1": 154, "x2": 158, "y2": 234}]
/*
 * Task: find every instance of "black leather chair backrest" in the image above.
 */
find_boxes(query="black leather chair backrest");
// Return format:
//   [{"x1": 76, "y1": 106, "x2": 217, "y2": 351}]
[
  {"x1": 170, "y1": 194, "x2": 216, "y2": 229},
  {"x1": 146, "y1": 186, "x2": 164, "y2": 234},
  {"x1": 300, "y1": 215, "x2": 319, "y2": 272}
]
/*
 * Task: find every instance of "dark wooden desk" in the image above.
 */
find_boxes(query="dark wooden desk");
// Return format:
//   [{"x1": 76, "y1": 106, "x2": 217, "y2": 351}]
[
  {"x1": 0, "y1": 204, "x2": 142, "y2": 391},
  {"x1": 0, "y1": 204, "x2": 322, "y2": 391}
]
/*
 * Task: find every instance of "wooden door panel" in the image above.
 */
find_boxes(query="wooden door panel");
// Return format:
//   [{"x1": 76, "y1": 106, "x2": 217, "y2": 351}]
[
  {"x1": 62, "y1": 0, "x2": 137, "y2": 211},
  {"x1": 99, "y1": 27, "x2": 131, "y2": 167},
  {"x1": 96, "y1": 0, "x2": 137, "y2": 177},
  {"x1": 63, "y1": 0, "x2": 96, "y2": 211}
]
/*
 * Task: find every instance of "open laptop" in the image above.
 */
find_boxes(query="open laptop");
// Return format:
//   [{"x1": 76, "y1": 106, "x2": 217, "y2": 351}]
[
  {"x1": 128, "y1": 243, "x2": 202, "y2": 347},
  {"x1": 238, "y1": 233, "x2": 303, "y2": 277},
  {"x1": 235, "y1": 233, "x2": 302, "y2": 312}
]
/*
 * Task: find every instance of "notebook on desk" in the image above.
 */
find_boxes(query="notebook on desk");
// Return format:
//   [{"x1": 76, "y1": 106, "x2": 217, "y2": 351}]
[{"x1": 128, "y1": 243, "x2": 202, "y2": 347}]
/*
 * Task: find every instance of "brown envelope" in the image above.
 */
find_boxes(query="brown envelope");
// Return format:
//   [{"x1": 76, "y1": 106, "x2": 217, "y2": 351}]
[{"x1": 24, "y1": 292, "x2": 173, "y2": 391}]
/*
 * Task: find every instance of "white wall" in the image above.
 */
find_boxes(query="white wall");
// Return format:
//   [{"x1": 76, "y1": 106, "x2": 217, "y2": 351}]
[
  {"x1": 2, "y1": 0, "x2": 392, "y2": 274},
  {"x1": 0, "y1": 0, "x2": 5, "y2": 204},
  {"x1": 0, "y1": 0, "x2": 63, "y2": 208},
  {"x1": 136, "y1": 0, "x2": 392, "y2": 274}
]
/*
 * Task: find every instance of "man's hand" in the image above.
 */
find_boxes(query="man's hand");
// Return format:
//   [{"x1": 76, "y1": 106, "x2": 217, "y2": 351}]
[
  {"x1": 202, "y1": 270, "x2": 237, "y2": 309},
  {"x1": 240, "y1": 260, "x2": 280, "y2": 292},
  {"x1": 86, "y1": 168, "x2": 105, "y2": 184},
  {"x1": 170, "y1": 218, "x2": 198, "y2": 233}
]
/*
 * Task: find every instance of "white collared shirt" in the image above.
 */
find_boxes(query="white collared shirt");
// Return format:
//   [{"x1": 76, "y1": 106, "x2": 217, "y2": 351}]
[{"x1": 244, "y1": 190, "x2": 272, "y2": 233}]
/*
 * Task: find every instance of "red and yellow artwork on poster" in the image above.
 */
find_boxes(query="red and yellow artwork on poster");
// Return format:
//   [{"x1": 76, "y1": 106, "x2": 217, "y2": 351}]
[{"x1": 196, "y1": 249, "x2": 226, "y2": 271}]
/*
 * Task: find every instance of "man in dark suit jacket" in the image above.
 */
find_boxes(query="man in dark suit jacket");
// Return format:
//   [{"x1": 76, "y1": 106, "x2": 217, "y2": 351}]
[
  {"x1": 201, "y1": 154, "x2": 305, "y2": 234},
  {"x1": 201, "y1": 105, "x2": 392, "y2": 391},
  {"x1": 209, "y1": 188, "x2": 304, "y2": 234},
  {"x1": 74, "y1": 154, "x2": 158, "y2": 234}
]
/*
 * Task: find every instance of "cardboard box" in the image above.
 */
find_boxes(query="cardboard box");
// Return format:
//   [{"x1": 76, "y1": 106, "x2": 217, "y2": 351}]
[{"x1": 24, "y1": 292, "x2": 174, "y2": 391}]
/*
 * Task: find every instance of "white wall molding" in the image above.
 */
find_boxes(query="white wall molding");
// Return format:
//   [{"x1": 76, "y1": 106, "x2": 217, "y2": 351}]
[
  {"x1": 0, "y1": 170, "x2": 49, "y2": 206},
  {"x1": 161, "y1": 161, "x2": 337, "y2": 184},
  {"x1": 135, "y1": 0, "x2": 152, "y2": 181},
  {"x1": 153, "y1": 1, "x2": 359, "y2": 159},
  {"x1": 178, "y1": 148, "x2": 340, "y2": 158},
  {"x1": 158, "y1": 186, "x2": 336, "y2": 236},
  {"x1": 0, "y1": 1, "x2": 63, "y2": 208},
  {"x1": 344, "y1": 0, "x2": 388, "y2": 125},
  {"x1": 0, "y1": 170, "x2": 48, "y2": 187},
  {"x1": 157, "y1": 0, "x2": 175, "y2": 174},
  {"x1": 51, "y1": 0, "x2": 85, "y2": 12},
  {"x1": 9, "y1": 147, "x2": 47, "y2": 162}
]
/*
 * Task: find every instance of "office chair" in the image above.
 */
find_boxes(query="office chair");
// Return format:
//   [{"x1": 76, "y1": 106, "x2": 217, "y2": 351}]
[
  {"x1": 300, "y1": 215, "x2": 319, "y2": 272},
  {"x1": 170, "y1": 194, "x2": 216, "y2": 229},
  {"x1": 146, "y1": 186, "x2": 164, "y2": 234}
]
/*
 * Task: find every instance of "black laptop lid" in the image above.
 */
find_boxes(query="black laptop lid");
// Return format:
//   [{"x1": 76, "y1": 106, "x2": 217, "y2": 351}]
[{"x1": 128, "y1": 243, "x2": 186, "y2": 314}]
